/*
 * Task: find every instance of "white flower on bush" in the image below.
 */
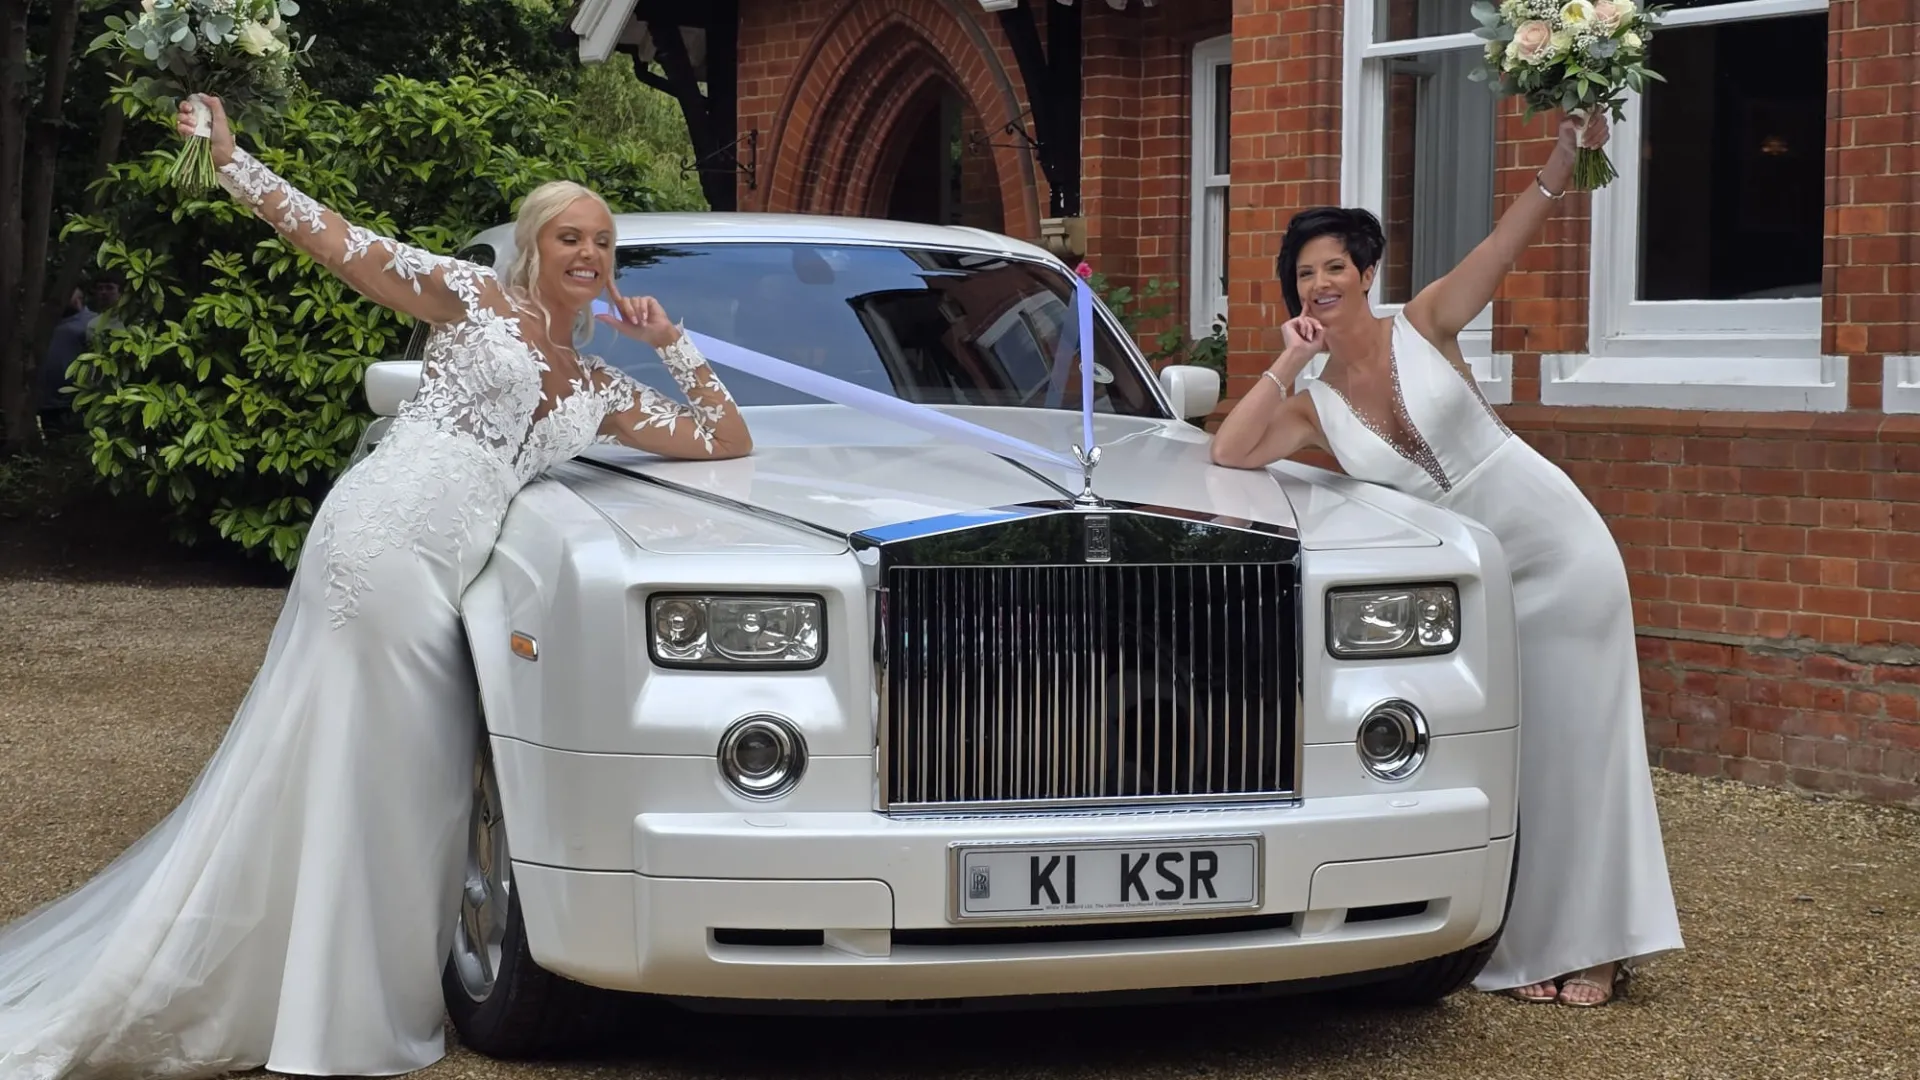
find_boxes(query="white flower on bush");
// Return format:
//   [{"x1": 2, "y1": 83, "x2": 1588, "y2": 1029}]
[
  {"x1": 1559, "y1": 0, "x2": 1596, "y2": 26},
  {"x1": 236, "y1": 18, "x2": 280, "y2": 54},
  {"x1": 1507, "y1": 19, "x2": 1555, "y2": 65}
]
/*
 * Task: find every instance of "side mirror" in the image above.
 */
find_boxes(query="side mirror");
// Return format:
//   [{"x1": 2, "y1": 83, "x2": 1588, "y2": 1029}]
[
  {"x1": 1158, "y1": 364, "x2": 1221, "y2": 419},
  {"x1": 365, "y1": 359, "x2": 425, "y2": 417}
]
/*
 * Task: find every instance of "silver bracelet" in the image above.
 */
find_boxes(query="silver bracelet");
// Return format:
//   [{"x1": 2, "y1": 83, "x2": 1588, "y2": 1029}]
[
  {"x1": 1535, "y1": 171, "x2": 1566, "y2": 200},
  {"x1": 1260, "y1": 370, "x2": 1288, "y2": 395}
]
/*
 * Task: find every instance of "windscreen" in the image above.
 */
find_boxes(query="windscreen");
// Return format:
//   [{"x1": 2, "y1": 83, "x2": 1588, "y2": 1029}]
[{"x1": 578, "y1": 242, "x2": 1166, "y2": 417}]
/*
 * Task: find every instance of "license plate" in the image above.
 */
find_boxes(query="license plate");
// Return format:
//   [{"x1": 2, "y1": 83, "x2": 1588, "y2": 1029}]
[{"x1": 952, "y1": 836, "x2": 1262, "y2": 920}]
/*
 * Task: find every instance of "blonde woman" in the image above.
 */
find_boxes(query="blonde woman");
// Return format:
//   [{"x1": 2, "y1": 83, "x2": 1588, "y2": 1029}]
[{"x1": 0, "y1": 96, "x2": 750, "y2": 1080}]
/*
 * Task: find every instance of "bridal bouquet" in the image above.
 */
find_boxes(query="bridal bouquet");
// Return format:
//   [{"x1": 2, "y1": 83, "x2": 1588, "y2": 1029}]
[
  {"x1": 94, "y1": 0, "x2": 308, "y2": 193},
  {"x1": 1469, "y1": 0, "x2": 1666, "y2": 190}
]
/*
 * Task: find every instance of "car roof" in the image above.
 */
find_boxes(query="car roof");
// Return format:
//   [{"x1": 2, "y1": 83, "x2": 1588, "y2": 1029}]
[{"x1": 464, "y1": 212, "x2": 1065, "y2": 266}]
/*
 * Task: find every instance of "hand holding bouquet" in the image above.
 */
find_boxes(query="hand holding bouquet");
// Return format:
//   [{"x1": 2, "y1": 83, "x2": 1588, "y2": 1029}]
[
  {"x1": 93, "y1": 0, "x2": 308, "y2": 193},
  {"x1": 1469, "y1": 0, "x2": 1667, "y2": 190}
]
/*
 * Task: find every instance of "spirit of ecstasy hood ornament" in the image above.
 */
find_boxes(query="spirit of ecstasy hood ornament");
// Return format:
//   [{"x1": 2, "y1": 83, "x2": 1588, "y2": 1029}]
[{"x1": 1072, "y1": 443, "x2": 1105, "y2": 507}]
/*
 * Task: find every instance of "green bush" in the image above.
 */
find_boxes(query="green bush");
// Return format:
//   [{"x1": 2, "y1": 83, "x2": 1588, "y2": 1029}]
[{"x1": 66, "y1": 72, "x2": 672, "y2": 566}]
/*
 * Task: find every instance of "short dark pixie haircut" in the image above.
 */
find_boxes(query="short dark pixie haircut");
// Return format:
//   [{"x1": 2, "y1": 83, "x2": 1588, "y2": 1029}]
[{"x1": 1276, "y1": 207, "x2": 1387, "y2": 318}]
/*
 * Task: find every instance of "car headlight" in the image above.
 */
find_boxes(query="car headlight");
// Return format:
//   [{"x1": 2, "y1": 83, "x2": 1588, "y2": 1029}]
[
  {"x1": 718, "y1": 714, "x2": 807, "y2": 799},
  {"x1": 649, "y1": 594, "x2": 824, "y2": 668},
  {"x1": 1326, "y1": 584, "x2": 1458, "y2": 659}
]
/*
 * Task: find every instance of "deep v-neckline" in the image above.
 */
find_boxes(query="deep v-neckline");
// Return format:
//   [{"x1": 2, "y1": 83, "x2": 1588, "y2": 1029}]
[{"x1": 1314, "y1": 315, "x2": 1452, "y2": 492}]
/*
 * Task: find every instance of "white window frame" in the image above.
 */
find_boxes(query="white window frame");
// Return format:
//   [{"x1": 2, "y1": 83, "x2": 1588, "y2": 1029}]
[
  {"x1": 1886, "y1": 357, "x2": 1920, "y2": 414},
  {"x1": 1547, "y1": 0, "x2": 1842, "y2": 410},
  {"x1": 1190, "y1": 34, "x2": 1232, "y2": 334},
  {"x1": 1335, "y1": 0, "x2": 1510, "y2": 403}
]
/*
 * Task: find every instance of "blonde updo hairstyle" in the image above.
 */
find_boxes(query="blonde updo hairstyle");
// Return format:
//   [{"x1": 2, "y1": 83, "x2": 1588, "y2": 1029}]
[{"x1": 504, "y1": 179, "x2": 615, "y2": 346}]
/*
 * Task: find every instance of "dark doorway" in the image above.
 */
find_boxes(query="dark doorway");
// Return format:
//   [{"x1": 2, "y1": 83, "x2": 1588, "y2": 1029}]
[{"x1": 879, "y1": 84, "x2": 1006, "y2": 233}]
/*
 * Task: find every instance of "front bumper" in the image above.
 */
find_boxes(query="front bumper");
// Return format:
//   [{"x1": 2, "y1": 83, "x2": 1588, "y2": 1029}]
[{"x1": 508, "y1": 779, "x2": 1514, "y2": 1002}]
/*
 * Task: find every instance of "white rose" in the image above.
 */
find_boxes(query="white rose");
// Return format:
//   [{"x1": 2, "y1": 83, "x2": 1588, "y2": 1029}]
[
  {"x1": 1548, "y1": 29, "x2": 1574, "y2": 57},
  {"x1": 1623, "y1": 29, "x2": 1642, "y2": 48},
  {"x1": 1560, "y1": 0, "x2": 1596, "y2": 24},
  {"x1": 236, "y1": 20, "x2": 278, "y2": 55},
  {"x1": 140, "y1": 0, "x2": 156, "y2": 10}
]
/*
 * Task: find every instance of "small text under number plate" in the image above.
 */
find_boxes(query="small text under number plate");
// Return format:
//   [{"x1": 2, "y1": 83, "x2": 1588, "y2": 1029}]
[{"x1": 954, "y1": 837, "x2": 1261, "y2": 920}]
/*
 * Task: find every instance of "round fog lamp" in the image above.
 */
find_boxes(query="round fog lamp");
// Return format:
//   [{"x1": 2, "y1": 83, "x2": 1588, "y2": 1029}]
[
  {"x1": 718, "y1": 715, "x2": 806, "y2": 799},
  {"x1": 1356, "y1": 699, "x2": 1429, "y2": 782}
]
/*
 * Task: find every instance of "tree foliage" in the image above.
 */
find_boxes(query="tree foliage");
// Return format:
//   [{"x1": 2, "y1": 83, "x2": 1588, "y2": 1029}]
[
  {"x1": 65, "y1": 71, "x2": 672, "y2": 565},
  {"x1": 293, "y1": 0, "x2": 571, "y2": 103},
  {"x1": 564, "y1": 50, "x2": 706, "y2": 212}
]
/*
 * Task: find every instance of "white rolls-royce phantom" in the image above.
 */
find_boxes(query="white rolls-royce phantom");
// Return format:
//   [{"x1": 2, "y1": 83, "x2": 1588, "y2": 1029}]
[{"x1": 352, "y1": 213, "x2": 1522, "y2": 1056}]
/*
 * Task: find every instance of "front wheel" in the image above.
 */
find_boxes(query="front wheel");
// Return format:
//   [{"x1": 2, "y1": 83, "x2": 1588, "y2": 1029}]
[{"x1": 442, "y1": 737, "x2": 625, "y2": 1058}]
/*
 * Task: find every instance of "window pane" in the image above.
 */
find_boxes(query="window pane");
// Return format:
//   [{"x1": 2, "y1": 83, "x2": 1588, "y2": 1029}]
[
  {"x1": 1636, "y1": 14, "x2": 1826, "y2": 302},
  {"x1": 1205, "y1": 188, "x2": 1229, "y2": 322},
  {"x1": 1656, "y1": 0, "x2": 1786, "y2": 9},
  {"x1": 1375, "y1": 0, "x2": 1479, "y2": 42},
  {"x1": 1376, "y1": 50, "x2": 1497, "y2": 305},
  {"x1": 1212, "y1": 62, "x2": 1231, "y2": 176}
]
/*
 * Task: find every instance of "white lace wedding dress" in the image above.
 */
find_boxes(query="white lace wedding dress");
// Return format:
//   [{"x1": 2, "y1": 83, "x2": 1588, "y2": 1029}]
[
  {"x1": 1304, "y1": 313, "x2": 1685, "y2": 991},
  {"x1": 0, "y1": 147, "x2": 740, "y2": 1080}
]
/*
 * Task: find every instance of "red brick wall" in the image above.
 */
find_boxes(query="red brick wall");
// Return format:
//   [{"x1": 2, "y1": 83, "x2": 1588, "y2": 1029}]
[
  {"x1": 1827, "y1": 0, "x2": 1919, "y2": 405},
  {"x1": 1224, "y1": 0, "x2": 1344, "y2": 406},
  {"x1": 1502, "y1": 408, "x2": 1920, "y2": 804}
]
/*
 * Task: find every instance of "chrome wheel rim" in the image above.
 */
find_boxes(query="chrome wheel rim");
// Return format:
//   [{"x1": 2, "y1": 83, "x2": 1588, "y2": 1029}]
[{"x1": 452, "y1": 741, "x2": 511, "y2": 1002}]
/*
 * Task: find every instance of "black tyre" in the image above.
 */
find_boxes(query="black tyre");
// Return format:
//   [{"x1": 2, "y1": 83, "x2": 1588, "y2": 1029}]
[{"x1": 442, "y1": 738, "x2": 625, "y2": 1058}]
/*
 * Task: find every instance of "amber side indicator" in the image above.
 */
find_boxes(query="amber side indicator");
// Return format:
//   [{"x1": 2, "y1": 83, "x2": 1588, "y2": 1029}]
[{"x1": 510, "y1": 632, "x2": 539, "y2": 662}]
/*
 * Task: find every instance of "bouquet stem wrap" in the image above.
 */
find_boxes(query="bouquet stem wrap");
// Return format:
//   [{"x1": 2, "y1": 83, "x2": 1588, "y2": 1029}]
[{"x1": 174, "y1": 94, "x2": 218, "y2": 193}]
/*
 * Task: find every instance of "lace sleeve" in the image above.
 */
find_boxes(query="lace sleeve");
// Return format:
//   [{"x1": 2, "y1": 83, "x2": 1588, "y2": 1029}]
[
  {"x1": 583, "y1": 333, "x2": 752, "y2": 460},
  {"x1": 216, "y1": 146, "x2": 502, "y2": 326}
]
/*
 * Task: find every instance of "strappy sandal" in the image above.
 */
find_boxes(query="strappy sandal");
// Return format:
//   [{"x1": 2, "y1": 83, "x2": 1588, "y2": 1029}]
[
  {"x1": 1501, "y1": 978, "x2": 1560, "y2": 1003},
  {"x1": 1556, "y1": 963, "x2": 1628, "y2": 1007}
]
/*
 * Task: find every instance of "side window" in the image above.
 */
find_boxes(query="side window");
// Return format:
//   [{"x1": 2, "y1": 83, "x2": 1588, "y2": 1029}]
[{"x1": 402, "y1": 243, "x2": 495, "y2": 361}]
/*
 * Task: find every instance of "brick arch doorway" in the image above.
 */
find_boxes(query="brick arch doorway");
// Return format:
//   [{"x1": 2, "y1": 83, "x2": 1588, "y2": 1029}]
[
  {"x1": 764, "y1": 1, "x2": 1038, "y2": 239},
  {"x1": 870, "y1": 79, "x2": 1006, "y2": 233}
]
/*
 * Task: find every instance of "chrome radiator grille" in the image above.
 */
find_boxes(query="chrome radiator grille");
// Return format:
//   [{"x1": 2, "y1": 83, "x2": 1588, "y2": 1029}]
[{"x1": 880, "y1": 563, "x2": 1297, "y2": 810}]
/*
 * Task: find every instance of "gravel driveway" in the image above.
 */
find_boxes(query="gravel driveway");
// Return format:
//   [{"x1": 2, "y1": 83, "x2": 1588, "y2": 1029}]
[{"x1": 3, "y1": 553, "x2": 1916, "y2": 1080}]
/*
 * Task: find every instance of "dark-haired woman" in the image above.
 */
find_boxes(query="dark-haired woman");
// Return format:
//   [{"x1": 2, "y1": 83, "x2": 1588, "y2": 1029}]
[{"x1": 1210, "y1": 115, "x2": 1682, "y2": 1008}]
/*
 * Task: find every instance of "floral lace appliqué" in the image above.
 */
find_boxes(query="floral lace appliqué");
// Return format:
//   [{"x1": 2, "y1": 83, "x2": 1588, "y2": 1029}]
[{"x1": 213, "y1": 148, "x2": 736, "y2": 628}]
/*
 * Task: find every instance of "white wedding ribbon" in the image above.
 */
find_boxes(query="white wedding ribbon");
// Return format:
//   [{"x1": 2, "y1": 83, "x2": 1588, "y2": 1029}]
[{"x1": 597, "y1": 286, "x2": 1099, "y2": 475}]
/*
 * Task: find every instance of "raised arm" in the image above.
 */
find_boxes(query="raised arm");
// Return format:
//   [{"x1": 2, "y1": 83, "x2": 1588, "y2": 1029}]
[
  {"x1": 187, "y1": 96, "x2": 499, "y2": 327},
  {"x1": 1404, "y1": 114, "x2": 1609, "y2": 341},
  {"x1": 1209, "y1": 315, "x2": 1329, "y2": 469},
  {"x1": 584, "y1": 294, "x2": 752, "y2": 461}
]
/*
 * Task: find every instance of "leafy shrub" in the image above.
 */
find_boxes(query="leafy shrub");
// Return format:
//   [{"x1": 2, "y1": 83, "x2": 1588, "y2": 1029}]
[
  {"x1": 1084, "y1": 269, "x2": 1227, "y2": 375},
  {"x1": 66, "y1": 72, "x2": 671, "y2": 566}
]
